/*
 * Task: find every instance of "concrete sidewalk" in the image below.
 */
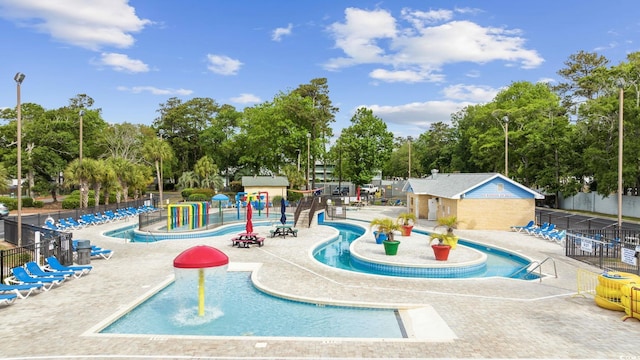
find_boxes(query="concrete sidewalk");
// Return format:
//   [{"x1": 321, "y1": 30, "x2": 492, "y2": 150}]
[{"x1": 0, "y1": 206, "x2": 638, "y2": 360}]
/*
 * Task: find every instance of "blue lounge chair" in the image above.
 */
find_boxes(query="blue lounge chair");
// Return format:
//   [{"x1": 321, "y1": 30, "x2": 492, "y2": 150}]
[
  {"x1": 45, "y1": 256, "x2": 92, "y2": 277},
  {"x1": 0, "y1": 283, "x2": 43, "y2": 299},
  {"x1": 25, "y1": 261, "x2": 74, "y2": 279},
  {"x1": 510, "y1": 220, "x2": 534, "y2": 233},
  {"x1": 525, "y1": 222, "x2": 549, "y2": 235},
  {"x1": 0, "y1": 293, "x2": 17, "y2": 306},
  {"x1": 533, "y1": 223, "x2": 556, "y2": 238},
  {"x1": 6, "y1": 267, "x2": 65, "y2": 291}
]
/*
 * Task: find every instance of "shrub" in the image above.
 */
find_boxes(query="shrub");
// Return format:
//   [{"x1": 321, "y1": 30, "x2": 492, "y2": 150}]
[
  {"x1": 33, "y1": 200, "x2": 44, "y2": 208},
  {"x1": 0, "y1": 197, "x2": 17, "y2": 210},
  {"x1": 287, "y1": 190, "x2": 303, "y2": 202},
  {"x1": 62, "y1": 196, "x2": 80, "y2": 209},
  {"x1": 272, "y1": 195, "x2": 283, "y2": 207},
  {"x1": 188, "y1": 193, "x2": 210, "y2": 202},
  {"x1": 181, "y1": 188, "x2": 196, "y2": 200},
  {"x1": 21, "y1": 197, "x2": 34, "y2": 207}
]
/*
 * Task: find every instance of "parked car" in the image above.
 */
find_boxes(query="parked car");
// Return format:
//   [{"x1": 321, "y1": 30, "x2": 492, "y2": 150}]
[
  {"x1": 360, "y1": 184, "x2": 379, "y2": 194},
  {"x1": 332, "y1": 186, "x2": 349, "y2": 196},
  {"x1": 0, "y1": 203, "x2": 9, "y2": 219}
]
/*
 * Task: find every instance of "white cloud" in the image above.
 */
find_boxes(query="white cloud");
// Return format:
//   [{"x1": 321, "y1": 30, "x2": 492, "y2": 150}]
[
  {"x1": 272, "y1": 23, "x2": 293, "y2": 41},
  {"x1": 117, "y1": 86, "x2": 193, "y2": 96},
  {"x1": 325, "y1": 7, "x2": 544, "y2": 81},
  {"x1": 362, "y1": 99, "x2": 474, "y2": 129},
  {"x1": 99, "y1": 52, "x2": 149, "y2": 73},
  {"x1": 206, "y1": 54, "x2": 243, "y2": 75},
  {"x1": 230, "y1": 93, "x2": 261, "y2": 104},
  {"x1": 441, "y1": 84, "x2": 499, "y2": 102},
  {"x1": 0, "y1": 0, "x2": 151, "y2": 50}
]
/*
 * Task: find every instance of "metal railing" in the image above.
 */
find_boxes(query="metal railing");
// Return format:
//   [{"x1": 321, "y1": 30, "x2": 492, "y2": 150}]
[
  {"x1": 565, "y1": 230, "x2": 640, "y2": 275},
  {"x1": 0, "y1": 225, "x2": 73, "y2": 282}
]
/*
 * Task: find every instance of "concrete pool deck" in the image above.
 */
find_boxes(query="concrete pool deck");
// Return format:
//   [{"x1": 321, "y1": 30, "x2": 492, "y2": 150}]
[{"x1": 1, "y1": 205, "x2": 639, "y2": 359}]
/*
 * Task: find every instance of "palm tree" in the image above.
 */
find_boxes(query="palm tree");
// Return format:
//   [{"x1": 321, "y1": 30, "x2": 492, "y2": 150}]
[
  {"x1": 142, "y1": 137, "x2": 174, "y2": 207},
  {"x1": 178, "y1": 171, "x2": 199, "y2": 189},
  {"x1": 64, "y1": 159, "x2": 95, "y2": 208}
]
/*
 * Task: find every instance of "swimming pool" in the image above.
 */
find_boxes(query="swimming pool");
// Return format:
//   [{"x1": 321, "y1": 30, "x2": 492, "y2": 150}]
[
  {"x1": 99, "y1": 271, "x2": 405, "y2": 338},
  {"x1": 105, "y1": 220, "x2": 536, "y2": 279},
  {"x1": 313, "y1": 222, "x2": 537, "y2": 279}
]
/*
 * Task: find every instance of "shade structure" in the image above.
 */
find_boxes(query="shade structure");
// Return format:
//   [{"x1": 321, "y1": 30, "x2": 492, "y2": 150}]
[
  {"x1": 212, "y1": 194, "x2": 229, "y2": 224},
  {"x1": 245, "y1": 202, "x2": 253, "y2": 234},
  {"x1": 280, "y1": 198, "x2": 287, "y2": 225},
  {"x1": 173, "y1": 245, "x2": 229, "y2": 269}
]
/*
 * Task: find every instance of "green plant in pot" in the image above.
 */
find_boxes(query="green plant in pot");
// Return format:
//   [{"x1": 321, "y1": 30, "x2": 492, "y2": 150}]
[
  {"x1": 370, "y1": 217, "x2": 401, "y2": 255},
  {"x1": 396, "y1": 212, "x2": 416, "y2": 236},
  {"x1": 428, "y1": 215, "x2": 459, "y2": 261}
]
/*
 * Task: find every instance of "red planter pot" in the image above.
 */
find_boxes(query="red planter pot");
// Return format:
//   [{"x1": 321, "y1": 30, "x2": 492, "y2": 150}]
[
  {"x1": 400, "y1": 225, "x2": 413, "y2": 236},
  {"x1": 431, "y1": 244, "x2": 451, "y2": 261}
]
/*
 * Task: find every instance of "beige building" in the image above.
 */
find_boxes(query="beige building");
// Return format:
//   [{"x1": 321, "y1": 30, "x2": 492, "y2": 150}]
[
  {"x1": 241, "y1": 176, "x2": 290, "y2": 203},
  {"x1": 403, "y1": 172, "x2": 544, "y2": 230}
]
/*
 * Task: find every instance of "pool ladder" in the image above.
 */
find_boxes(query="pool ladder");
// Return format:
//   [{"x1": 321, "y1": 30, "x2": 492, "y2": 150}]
[{"x1": 512, "y1": 257, "x2": 557, "y2": 282}]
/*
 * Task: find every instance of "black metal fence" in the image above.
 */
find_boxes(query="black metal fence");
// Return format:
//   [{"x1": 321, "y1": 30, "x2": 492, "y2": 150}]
[
  {"x1": 0, "y1": 222, "x2": 73, "y2": 282},
  {"x1": 565, "y1": 229, "x2": 640, "y2": 275}
]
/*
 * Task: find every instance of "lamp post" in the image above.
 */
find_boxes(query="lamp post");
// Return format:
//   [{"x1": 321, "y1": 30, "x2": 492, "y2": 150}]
[
  {"x1": 407, "y1": 136, "x2": 413, "y2": 179},
  {"x1": 617, "y1": 79, "x2": 625, "y2": 228},
  {"x1": 79, "y1": 110, "x2": 84, "y2": 164},
  {"x1": 14, "y1": 72, "x2": 25, "y2": 247},
  {"x1": 306, "y1": 133, "x2": 311, "y2": 191}
]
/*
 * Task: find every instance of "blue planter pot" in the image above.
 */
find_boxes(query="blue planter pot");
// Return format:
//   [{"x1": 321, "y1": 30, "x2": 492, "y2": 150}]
[{"x1": 374, "y1": 231, "x2": 388, "y2": 244}]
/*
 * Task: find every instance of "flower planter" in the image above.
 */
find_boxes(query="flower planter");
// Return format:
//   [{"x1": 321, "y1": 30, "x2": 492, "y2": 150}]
[
  {"x1": 400, "y1": 225, "x2": 413, "y2": 236},
  {"x1": 383, "y1": 240, "x2": 400, "y2": 255},
  {"x1": 431, "y1": 244, "x2": 451, "y2": 261},
  {"x1": 374, "y1": 231, "x2": 387, "y2": 244}
]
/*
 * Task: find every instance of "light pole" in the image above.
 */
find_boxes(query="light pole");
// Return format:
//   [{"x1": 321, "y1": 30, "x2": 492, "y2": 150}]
[
  {"x1": 617, "y1": 79, "x2": 625, "y2": 228},
  {"x1": 14, "y1": 72, "x2": 25, "y2": 247},
  {"x1": 407, "y1": 136, "x2": 413, "y2": 179},
  {"x1": 306, "y1": 133, "x2": 311, "y2": 191},
  {"x1": 79, "y1": 110, "x2": 84, "y2": 163},
  {"x1": 79, "y1": 109, "x2": 85, "y2": 208},
  {"x1": 492, "y1": 111, "x2": 509, "y2": 177}
]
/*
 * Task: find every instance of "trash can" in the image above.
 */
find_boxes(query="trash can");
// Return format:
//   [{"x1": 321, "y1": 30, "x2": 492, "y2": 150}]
[{"x1": 76, "y1": 240, "x2": 92, "y2": 265}]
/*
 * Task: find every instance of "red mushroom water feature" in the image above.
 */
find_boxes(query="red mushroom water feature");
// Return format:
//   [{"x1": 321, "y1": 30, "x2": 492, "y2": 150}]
[{"x1": 173, "y1": 245, "x2": 229, "y2": 317}]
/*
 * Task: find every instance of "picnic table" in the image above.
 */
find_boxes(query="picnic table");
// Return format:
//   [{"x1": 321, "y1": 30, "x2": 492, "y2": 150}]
[
  {"x1": 231, "y1": 232, "x2": 264, "y2": 248},
  {"x1": 270, "y1": 225, "x2": 298, "y2": 238}
]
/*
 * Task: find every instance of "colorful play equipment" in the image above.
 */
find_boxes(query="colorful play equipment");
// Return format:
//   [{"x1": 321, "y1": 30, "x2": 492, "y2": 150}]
[
  {"x1": 235, "y1": 191, "x2": 270, "y2": 218},
  {"x1": 173, "y1": 245, "x2": 228, "y2": 317},
  {"x1": 594, "y1": 271, "x2": 640, "y2": 318},
  {"x1": 167, "y1": 202, "x2": 209, "y2": 231}
]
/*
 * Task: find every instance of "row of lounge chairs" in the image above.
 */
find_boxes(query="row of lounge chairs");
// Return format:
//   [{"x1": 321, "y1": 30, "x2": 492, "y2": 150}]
[
  {"x1": 44, "y1": 205, "x2": 157, "y2": 232},
  {"x1": 1, "y1": 257, "x2": 92, "y2": 306},
  {"x1": 510, "y1": 221, "x2": 566, "y2": 244}
]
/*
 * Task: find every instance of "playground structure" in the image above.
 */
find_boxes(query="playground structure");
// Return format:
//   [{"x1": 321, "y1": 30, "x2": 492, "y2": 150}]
[
  {"x1": 235, "y1": 191, "x2": 270, "y2": 219},
  {"x1": 167, "y1": 202, "x2": 209, "y2": 231}
]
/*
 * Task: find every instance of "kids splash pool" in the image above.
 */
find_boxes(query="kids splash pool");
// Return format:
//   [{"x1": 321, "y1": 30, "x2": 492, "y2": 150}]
[{"x1": 97, "y1": 271, "x2": 406, "y2": 338}]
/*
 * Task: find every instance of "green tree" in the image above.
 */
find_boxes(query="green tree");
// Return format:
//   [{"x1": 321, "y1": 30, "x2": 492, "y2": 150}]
[
  {"x1": 142, "y1": 136, "x2": 173, "y2": 206},
  {"x1": 338, "y1": 107, "x2": 394, "y2": 186}
]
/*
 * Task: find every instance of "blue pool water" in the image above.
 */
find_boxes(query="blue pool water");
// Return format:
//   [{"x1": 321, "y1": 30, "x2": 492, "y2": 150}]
[
  {"x1": 105, "y1": 220, "x2": 534, "y2": 279},
  {"x1": 312, "y1": 222, "x2": 535, "y2": 279},
  {"x1": 100, "y1": 272, "x2": 404, "y2": 338}
]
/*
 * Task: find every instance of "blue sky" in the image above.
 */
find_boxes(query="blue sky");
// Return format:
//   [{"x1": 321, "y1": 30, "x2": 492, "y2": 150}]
[{"x1": 1, "y1": 1, "x2": 639, "y2": 139}]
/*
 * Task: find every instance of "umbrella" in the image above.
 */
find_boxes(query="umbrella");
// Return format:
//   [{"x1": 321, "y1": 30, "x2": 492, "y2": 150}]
[
  {"x1": 357, "y1": 187, "x2": 361, "y2": 202},
  {"x1": 280, "y1": 198, "x2": 287, "y2": 225},
  {"x1": 212, "y1": 194, "x2": 229, "y2": 224},
  {"x1": 245, "y1": 202, "x2": 253, "y2": 234}
]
